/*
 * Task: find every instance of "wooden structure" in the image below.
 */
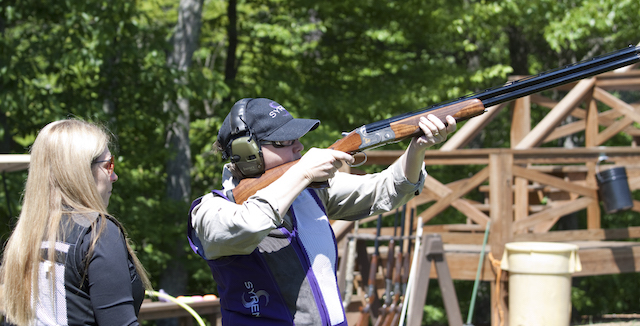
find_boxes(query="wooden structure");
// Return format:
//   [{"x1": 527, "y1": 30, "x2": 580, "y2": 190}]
[
  {"x1": 0, "y1": 154, "x2": 30, "y2": 173},
  {"x1": 334, "y1": 64, "x2": 640, "y2": 326}
]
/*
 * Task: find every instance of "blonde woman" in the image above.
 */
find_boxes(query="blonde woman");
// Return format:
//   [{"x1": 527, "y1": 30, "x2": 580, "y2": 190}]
[{"x1": 1, "y1": 119, "x2": 151, "y2": 325}]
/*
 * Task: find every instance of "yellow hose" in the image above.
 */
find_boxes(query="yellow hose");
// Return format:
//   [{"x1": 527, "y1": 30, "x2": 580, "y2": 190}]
[{"x1": 145, "y1": 290, "x2": 207, "y2": 326}]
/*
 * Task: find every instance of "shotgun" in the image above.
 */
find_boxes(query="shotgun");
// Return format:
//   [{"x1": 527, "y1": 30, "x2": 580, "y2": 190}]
[
  {"x1": 356, "y1": 215, "x2": 383, "y2": 326},
  {"x1": 342, "y1": 220, "x2": 359, "y2": 309},
  {"x1": 400, "y1": 215, "x2": 424, "y2": 326},
  {"x1": 392, "y1": 207, "x2": 415, "y2": 326},
  {"x1": 231, "y1": 45, "x2": 640, "y2": 204},
  {"x1": 382, "y1": 207, "x2": 406, "y2": 326},
  {"x1": 375, "y1": 211, "x2": 398, "y2": 326}
]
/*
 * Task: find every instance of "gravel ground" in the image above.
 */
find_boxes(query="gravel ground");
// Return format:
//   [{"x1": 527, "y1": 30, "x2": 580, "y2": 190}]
[
  {"x1": 573, "y1": 319, "x2": 640, "y2": 325},
  {"x1": 575, "y1": 323, "x2": 640, "y2": 326}
]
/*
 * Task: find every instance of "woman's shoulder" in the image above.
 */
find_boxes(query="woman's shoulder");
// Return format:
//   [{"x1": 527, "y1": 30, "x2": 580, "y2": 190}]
[
  {"x1": 68, "y1": 211, "x2": 101, "y2": 227},
  {"x1": 64, "y1": 211, "x2": 122, "y2": 240}
]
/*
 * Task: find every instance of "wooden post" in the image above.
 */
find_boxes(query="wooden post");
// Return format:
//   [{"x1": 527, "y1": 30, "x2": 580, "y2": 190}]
[
  {"x1": 585, "y1": 89, "x2": 602, "y2": 229},
  {"x1": 489, "y1": 152, "x2": 513, "y2": 326},
  {"x1": 511, "y1": 97, "x2": 531, "y2": 222}
]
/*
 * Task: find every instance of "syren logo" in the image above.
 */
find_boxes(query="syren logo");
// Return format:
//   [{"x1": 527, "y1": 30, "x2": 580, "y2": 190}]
[
  {"x1": 241, "y1": 281, "x2": 270, "y2": 317},
  {"x1": 268, "y1": 102, "x2": 289, "y2": 118}
]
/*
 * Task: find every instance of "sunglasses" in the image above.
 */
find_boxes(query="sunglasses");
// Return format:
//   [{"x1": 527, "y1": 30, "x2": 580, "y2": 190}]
[
  {"x1": 261, "y1": 139, "x2": 297, "y2": 148},
  {"x1": 92, "y1": 156, "x2": 115, "y2": 175}
]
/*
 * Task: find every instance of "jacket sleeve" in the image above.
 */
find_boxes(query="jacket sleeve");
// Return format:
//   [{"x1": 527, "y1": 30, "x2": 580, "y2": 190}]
[
  {"x1": 190, "y1": 189, "x2": 285, "y2": 260},
  {"x1": 317, "y1": 158, "x2": 426, "y2": 220}
]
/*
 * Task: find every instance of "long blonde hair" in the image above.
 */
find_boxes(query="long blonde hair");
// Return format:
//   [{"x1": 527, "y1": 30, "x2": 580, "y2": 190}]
[{"x1": 0, "y1": 119, "x2": 151, "y2": 325}]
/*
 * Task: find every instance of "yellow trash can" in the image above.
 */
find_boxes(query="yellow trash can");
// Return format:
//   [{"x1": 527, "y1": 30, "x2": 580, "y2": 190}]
[{"x1": 500, "y1": 242, "x2": 582, "y2": 326}]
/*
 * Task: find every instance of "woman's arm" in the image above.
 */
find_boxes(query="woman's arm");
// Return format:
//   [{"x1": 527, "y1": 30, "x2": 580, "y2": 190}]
[{"x1": 401, "y1": 114, "x2": 457, "y2": 184}]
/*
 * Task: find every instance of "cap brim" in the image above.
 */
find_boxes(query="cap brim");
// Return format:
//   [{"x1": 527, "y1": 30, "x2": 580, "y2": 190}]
[{"x1": 262, "y1": 118, "x2": 320, "y2": 141}]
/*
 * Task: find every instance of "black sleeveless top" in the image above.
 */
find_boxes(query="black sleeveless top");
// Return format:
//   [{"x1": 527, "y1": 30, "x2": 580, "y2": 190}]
[{"x1": 35, "y1": 212, "x2": 144, "y2": 325}]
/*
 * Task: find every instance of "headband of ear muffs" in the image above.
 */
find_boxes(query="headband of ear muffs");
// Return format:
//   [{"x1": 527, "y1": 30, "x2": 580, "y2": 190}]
[{"x1": 225, "y1": 98, "x2": 265, "y2": 177}]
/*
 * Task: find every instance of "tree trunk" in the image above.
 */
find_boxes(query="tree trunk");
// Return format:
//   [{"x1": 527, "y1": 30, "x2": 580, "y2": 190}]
[
  {"x1": 159, "y1": 0, "x2": 203, "y2": 324},
  {"x1": 224, "y1": 0, "x2": 238, "y2": 84},
  {"x1": 507, "y1": 24, "x2": 529, "y2": 75}
]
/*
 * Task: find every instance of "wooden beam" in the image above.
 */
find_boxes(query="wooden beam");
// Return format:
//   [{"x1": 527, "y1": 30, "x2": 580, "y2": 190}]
[
  {"x1": 422, "y1": 175, "x2": 490, "y2": 226},
  {"x1": 419, "y1": 167, "x2": 490, "y2": 223},
  {"x1": 593, "y1": 87, "x2": 640, "y2": 125},
  {"x1": 530, "y1": 93, "x2": 557, "y2": 109},
  {"x1": 543, "y1": 120, "x2": 586, "y2": 143},
  {"x1": 597, "y1": 116, "x2": 634, "y2": 145},
  {"x1": 572, "y1": 241, "x2": 640, "y2": 276},
  {"x1": 513, "y1": 197, "x2": 593, "y2": 233},
  {"x1": 489, "y1": 152, "x2": 513, "y2": 259},
  {"x1": 441, "y1": 103, "x2": 508, "y2": 151},
  {"x1": 513, "y1": 226, "x2": 640, "y2": 242},
  {"x1": 511, "y1": 93, "x2": 531, "y2": 227},
  {"x1": 435, "y1": 240, "x2": 640, "y2": 280},
  {"x1": 585, "y1": 92, "x2": 598, "y2": 147},
  {"x1": 542, "y1": 106, "x2": 640, "y2": 144},
  {"x1": 511, "y1": 165, "x2": 598, "y2": 198},
  {"x1": 586, "y1": 161, "x2": 602, "y2": 229},
  {"x1": 511, "y1": 96, "x2": 531, "y2": 145},
  {"x1": 515, "y1": 78, "x2": 596, "y2": 149},
  {"x1": 451, "y1": 199, "x2": 491, "y2": 226}
]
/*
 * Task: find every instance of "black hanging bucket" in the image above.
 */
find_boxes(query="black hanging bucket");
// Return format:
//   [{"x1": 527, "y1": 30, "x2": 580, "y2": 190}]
[{"x1": 597, "y1": 166, "x2": 633, "y2": 214}]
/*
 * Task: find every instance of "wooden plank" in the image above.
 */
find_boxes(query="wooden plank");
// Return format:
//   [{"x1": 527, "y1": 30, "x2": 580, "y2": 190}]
[
  {"x1": 593, "y1": 87, "x2": 640, "y2": 125},
  {"x1": 585, "y1": 93, "x2": 598, "y2": 147},
  {"x1": 513, "y1": 197, "x2": 593, "y2": 233},
  {"x1": 450, "y1": 199, "x2": 491, "y2": 226},
  {"x1": 543, "y1": 120, "x2": 586, "y2": 143},
  {"x1": 514, "y1": 172, "x2": 529, "y2": 222},
  {"x1": 423, "y1": 174, "x2": 454, "y2": 198},
  {"x1": 511, "y1": 165, "x2": 598, "y2": 198},
  {"x1": 530, "y1": 93, "x2": 558, "y2": 110},
  {"x1": 433, "y1": 251, "x2": 494, "y2": 281},
  {"x1": 513, "y1": 226, "x2": 640, "y2": 242},
  {"x1": 537, "y1": 95, "x2": 640, "y2": 143},
  {"x1": 489, "y1": 153, "x2": 513, "y2": 259},
  {"x1": 597, "y1": 116, "x2": 634, "y2": 145},
  {"x1": 511, "y1": 96, "x2": 531, "y2": 145},
  {"x1": 515, "y1": 78, "x2": 596, "y2": 149},
  {"x1": 572, "y1": 241, "x2": 640, "y2": 276},
  {"x1": 441, "y1": 102, "x2": 508, "y2": 151},
  {"x1": 428, "y1": 240, "x2": 640, "y2": 280},
  {"x1": 422, "y1": 175, "x2": 490, "y2": 226},
  {"x1": 363, "y1": 147, "x2": 640, "y2": 166},
  {"x1": 0, "y1": 154, "x2": 30, "y2": 173},
  {"x1": 420, "y1": 167, "x2": 490, "y2": 223},
  {"x1": 512, "y1": 97, "x2": 532, "y2": 226},
  {"x1": 586, "y1": 162, "x2": 601, "y2": 229}
]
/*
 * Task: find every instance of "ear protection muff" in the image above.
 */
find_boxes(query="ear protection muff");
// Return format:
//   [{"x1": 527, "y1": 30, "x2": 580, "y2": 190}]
[{"x1": 224, "y1": 98, "x2": 265, "y2": 177}]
